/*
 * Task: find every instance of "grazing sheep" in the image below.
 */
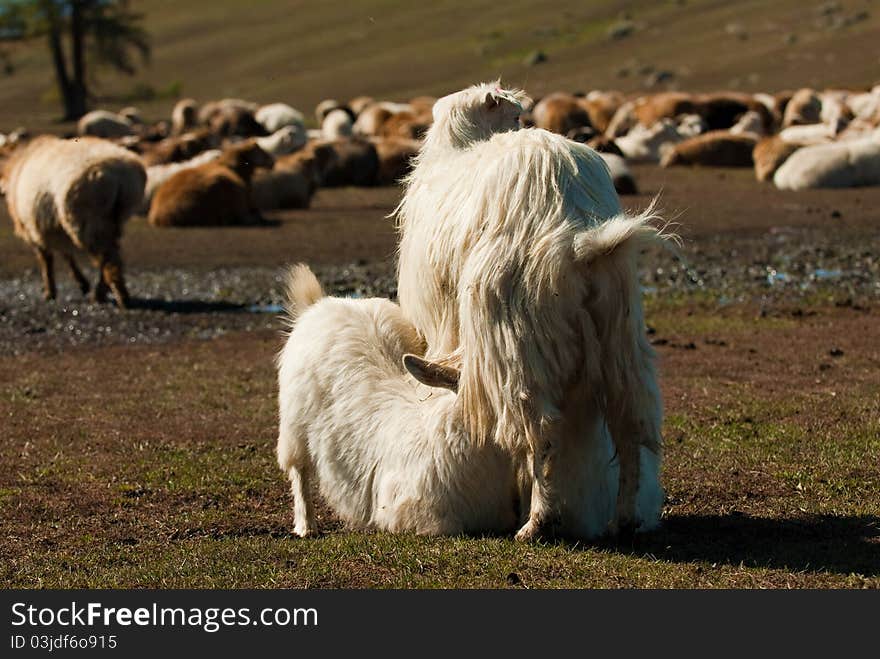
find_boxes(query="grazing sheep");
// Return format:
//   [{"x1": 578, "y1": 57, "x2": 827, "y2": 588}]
[
  {"x1": 148, "y1": 140, "x2": 273, "y2": 227},
  {"x1": 77, "y1": 110, "x2": 136, "y2": 138},
  {"x1": 773, "y1": 135, "x2": 880, "y2": 190},
  {"x1": 171, "y1": 98, "x2": 199, "y2": 135},
  {"x1": 1, "y1": 136, "x2": 145, "y2": 308},
  {"x1": 782, "y1": 88, "x2": 822, "y2": 127},
  {"x1": 396, "y1": 82, "x2": 666, "y2": 540},
  {"x1": 322, "y1": 108, "x2": 354, "y2": 140},
  {"x1": 141, "y1": 149, "x2": 222, "y2": 214},
  {"x1": 276, "y1": 265, "x2": 520, "y2": 537},
  {"x1": 660, "y1": 131, "x2": 757, "y2": 168},
  {"x1": 255, "y1": 103, "x2": 305, "y2": 133},
  {"x1": 255, "y1": 125, "x2": 307, "y2": 156},
  {"x1": 753, "y1": 136, "x2": 804, "y2": 182}
]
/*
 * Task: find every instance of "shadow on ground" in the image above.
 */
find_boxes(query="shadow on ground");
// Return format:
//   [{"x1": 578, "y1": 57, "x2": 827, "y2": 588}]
[{"x1": 611, "y1": 513, "x2": 880, "y2": 576}]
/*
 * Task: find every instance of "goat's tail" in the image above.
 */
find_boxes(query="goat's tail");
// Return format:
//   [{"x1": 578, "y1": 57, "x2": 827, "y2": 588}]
[
  {"x1": 572, "y1": 198, "x2": 679, "y2": 265},
  {"x1": 283, "y1": 263, "x2": 324, "y2": 328}
]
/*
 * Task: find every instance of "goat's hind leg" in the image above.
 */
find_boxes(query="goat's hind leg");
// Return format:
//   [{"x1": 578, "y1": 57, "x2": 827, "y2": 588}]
[
  {"x1": 515, "y1": 439, "x2": 561, "y2": 542},
  {"x1": 287, "y1": 463, "x2": 318, "y2": 538},
  {"x1": 590, "y1": 265, "x2": 662, "y2": 538}
]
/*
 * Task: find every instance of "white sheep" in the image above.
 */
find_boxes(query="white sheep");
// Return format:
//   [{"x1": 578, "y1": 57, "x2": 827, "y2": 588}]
[
  {"x1": 1, "y1": 136, "x2": 145, "y2": 308},
  {"x1": 255, "y1": 103, "x2": 305, "y2": 133},
  {"x1": 396, "y1": 82, "x2": 666, "y2": 540},
  {"x1": 77, "y1": 110, "x2": 136, "y2": 138},
  {"x1": 615, "y1": 114, "x2": 706, "y2": 162},
  {"x1": 322, "y1": 109, "x2": 354, "y2": 140},
  {"x1": 255, "y1": 125, "x2": 307, "y2": 156},
  {"x1": 774, "y1": 133, "x2": 880, "y2": 190},
  {"x1": 277, "y1": 265, "x2": 663, "y2": 539}
]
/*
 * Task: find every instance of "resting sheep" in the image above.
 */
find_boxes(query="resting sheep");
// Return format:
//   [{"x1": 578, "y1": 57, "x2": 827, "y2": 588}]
[
  {"x1": 77, "y1": 110, "x2": 136, "y2": 139},
  {"x1": 148, "y1": 140, "x2": 273, "y2": 226},
  {"x1": 661, "y1": 131, "x2": 757, "y2": 168},
  {"x1": 255, "y1": 125, "x2": 307, "y2": 157},
  {"x1": 396, "y1": 82, "x2": 665, "y2": 540},
  {"x1": 773, "y1": 133, "x2": 880, "y2": 190},
  {"x1": 255, "y1": 103, "x2": 305, "y2": 133},
  {"x1": 322, "y1": 108, "x2": 354, "y2": 140},
  {"x1": 141, "y1": 149, "x2": 222, "y2": 214},
  {"x1": 1, "y1": 136, "x2": 145, "y2": 308}
]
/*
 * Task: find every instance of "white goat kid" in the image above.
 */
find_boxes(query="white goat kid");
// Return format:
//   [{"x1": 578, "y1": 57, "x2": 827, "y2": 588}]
[
  {"x1": 396, "y1": 82, "x2": 665, "y2": 541},
  {"x1": 276, "y1": 265, "x2": 519, "y2": 537}
]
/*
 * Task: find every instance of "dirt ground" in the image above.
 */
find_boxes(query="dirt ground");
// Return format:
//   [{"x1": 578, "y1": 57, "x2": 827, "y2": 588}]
[{"x1": 1, "y1": 165, "x2": 879, "y2": 588}]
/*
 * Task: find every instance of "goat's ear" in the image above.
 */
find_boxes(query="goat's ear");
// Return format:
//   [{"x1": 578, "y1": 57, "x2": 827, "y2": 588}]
[{"x1": 403, "y1": 354, "x2": 460, "y2": 392}]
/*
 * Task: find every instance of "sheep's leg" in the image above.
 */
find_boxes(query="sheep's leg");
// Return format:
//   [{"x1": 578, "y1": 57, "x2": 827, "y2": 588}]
[
  {"x1": 515, "y1": 442, "x2": 559, "y2": 542},
  {"x1": 64, "y1": 254, "x2": 90, "y2": 296},
  {"x1": 288, "y1": 465, "x2": 318, "y2": 538},
  {"x1": 34, "y1": 247, "x2": 56, "y2": 301},
  {"x1": 91, "y1": 250, "x2": 129, "y2": 309}
]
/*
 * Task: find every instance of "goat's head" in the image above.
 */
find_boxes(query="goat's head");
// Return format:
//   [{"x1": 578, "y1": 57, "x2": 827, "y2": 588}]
[{"x1": 427, "y1": 82, "x2": 531, "y2": 150}]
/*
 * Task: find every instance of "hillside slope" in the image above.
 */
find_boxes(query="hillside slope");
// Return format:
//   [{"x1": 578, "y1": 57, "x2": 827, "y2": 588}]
[{"x1": 0, "y1": 0, "x2": 878, "y2": 131}]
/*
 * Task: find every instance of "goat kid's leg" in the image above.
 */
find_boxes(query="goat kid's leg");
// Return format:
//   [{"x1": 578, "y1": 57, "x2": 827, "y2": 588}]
[
  {"x1": 64, "y1": 254, "x2": 90, "y2": 296},
  {"x1": 34, "y1": 247, "x2": 56, "y2": 301},
  {"x1": 515, "y1": 441, "x2": 560, "y2": 542},
  {"x1": 288, "y1": 465, "x2": 318, "y2": 538}
]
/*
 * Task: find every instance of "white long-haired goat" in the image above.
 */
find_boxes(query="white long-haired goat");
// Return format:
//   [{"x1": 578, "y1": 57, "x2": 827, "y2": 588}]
[
  {"x1": 276, "y1": 265, "x2": 519, "y2": 537},
  {"x1": 395, "y1": 82, "x2": 666, "y2": 541},
  {"x1": 276, "y1": 265, "x2": 662, "y2": 539}
]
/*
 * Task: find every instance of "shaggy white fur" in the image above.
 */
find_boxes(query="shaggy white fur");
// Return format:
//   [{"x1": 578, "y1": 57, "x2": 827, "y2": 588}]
[
  {"x1": 276, "y1": 265, "x2": 519, "y2": 537},
  {"x1": 276, "y1": 266, "x2": 663, "y2": 539},
  {"x1": 396, "y1": 82, "x2": 666, "y2": 540},
  {"x1": 774, "y1": 133, "x2": 880, "y2": 190}
]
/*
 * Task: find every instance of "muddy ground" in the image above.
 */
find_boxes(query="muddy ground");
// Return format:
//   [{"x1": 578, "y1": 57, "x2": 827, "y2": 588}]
[{"x1": 1, "y1": 165, "x2": 878, "y2": 588}]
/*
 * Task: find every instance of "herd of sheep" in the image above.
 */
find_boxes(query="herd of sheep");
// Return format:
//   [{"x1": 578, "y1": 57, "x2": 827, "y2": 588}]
[
  {"x1": 1, "y1": 78, "x2": 878, "y2": 540},
  {"x1": 0, "y1": 81, "x2": 878, "y2": 311}
]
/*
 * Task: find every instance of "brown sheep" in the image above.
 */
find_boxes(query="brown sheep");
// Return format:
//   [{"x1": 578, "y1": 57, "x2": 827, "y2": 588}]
[
  {"x1": 531, "y1": 92, "x2": 593, "y2": 135},
  {"x1": 250, "y1": 154, "x2": 319, "y2": 211},
  {"x1": 660, "y1": 131, "x2": 757, "y2": 168},
  {"x1": 349, "y1": 96, "x2": 376, "y2": 116},
  {"x1": 579, "y1": 91, "x2": 625, "y2": 134},
  {"x1": 1, "y1": 136, "x2": 145, "y2": 308},
  {"x1": 208, "y1": 106, "x2": 267, "y2": 138},
  {"x1": 379, "y1": 110, "x2": 432, "y2": 140},
  {"x1": 753, "y1": 136, "x2": 805, "y2": 182},
  {"x1": 633, "y1": 92, "x2": 698, "y2": 127},
  {"x1": 371, "y1": 137, "x2": 421, "y2": 185},
  {"x1": 148, "y1": 140, "x2": 274, "y2": 227},
  {"x1": 298, "y1": 138, "x2": 380, "y2": 187},
  {"x1": 140, "y1": 129, "x2": 219, "y2": 166}
]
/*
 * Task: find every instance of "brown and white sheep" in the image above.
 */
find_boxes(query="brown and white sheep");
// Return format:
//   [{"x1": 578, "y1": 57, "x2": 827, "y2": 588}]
[
  {"x1": 171, "y1": 98, "x2": 199, "y2": 135},
  {"x1": 77, "y1": 110, "x2": 136, "y2": 139},
  {"x1": 148, "y1": 140, "x2": 273, "y2": 227},
  {"x1": 1, "y1": 136, "x2": 145, "y2": 307},
  {"x1": 752, "y1": 135, "x2": 804, "y2": 182}
]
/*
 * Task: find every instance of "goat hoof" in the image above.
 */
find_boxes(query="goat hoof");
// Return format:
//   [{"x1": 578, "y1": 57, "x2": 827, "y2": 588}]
[
  {"x1": 515, "y1": 518, "x2": 551, "y2": 543},
  {"x1": 293, "y1": 526, "x2": 319, "y2": 539},
  {"x1": 609, "y1": 519, "x2": 638, "y2": 542}
]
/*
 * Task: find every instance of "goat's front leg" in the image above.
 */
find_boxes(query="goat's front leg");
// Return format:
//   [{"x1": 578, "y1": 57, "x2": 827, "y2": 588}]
[
  {"x1": 91, "y1": 249, "x2": 130, "y2": 309},
  {"x1": 515, "y1": 439, "x2": 560, "y2": 542},
  {"x1": 34, "y1": 247, "x2": 56, "y2": 301}
]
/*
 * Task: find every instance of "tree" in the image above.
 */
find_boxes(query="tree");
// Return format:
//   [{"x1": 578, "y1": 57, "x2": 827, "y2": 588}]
[{"x1": 0, "y1": 1, "x2": 150, "y2": 120}]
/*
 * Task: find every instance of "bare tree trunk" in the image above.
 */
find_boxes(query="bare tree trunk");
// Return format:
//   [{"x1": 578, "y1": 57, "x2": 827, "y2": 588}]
[
  {"x1": 44, "y1": 1, "x2": 86, "y2": 120},
  {"x1": 69, "y1": 0, "x2": 88, "y2": 118}
]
